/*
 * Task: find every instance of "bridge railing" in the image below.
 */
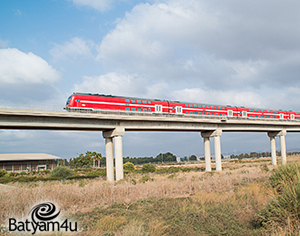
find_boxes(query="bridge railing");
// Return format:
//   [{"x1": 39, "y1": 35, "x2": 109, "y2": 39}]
[{"x1": 1, "y1": 103, "x2": 300, "y2": 123}]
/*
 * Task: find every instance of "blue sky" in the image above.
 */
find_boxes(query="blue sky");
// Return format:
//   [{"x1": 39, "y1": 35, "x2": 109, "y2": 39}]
[{"x1": 1, "y1": 0, "x2": 300, "y2": 159}]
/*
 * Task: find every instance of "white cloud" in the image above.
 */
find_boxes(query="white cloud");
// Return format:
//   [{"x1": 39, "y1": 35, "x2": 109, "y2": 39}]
[
  {"x1": 171, "y1": 88, "x2": 263, "y2": 108},
  {"x1": 69, "y1": 0, "x2": 115, "y2": 12},
  {"x1": 72, "y1": 72, "x2": 168, "y2": 98},
  {"x1": 50, "y1": 37, "x2": 94, "y2": 61},
  {"x1": 0, "y1": 38, "x2": 9, "y2": 48},
  {"x1": 96, "y1": 0, "x2": 300, "y2": 90},
  {"x1": 0, "y1": 48, "x2": 60, "y2": 84}
]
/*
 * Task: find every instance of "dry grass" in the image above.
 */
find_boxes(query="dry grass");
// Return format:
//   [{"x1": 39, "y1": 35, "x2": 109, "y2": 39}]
[{"x1": 0, "y1": 161, "x2": 272, "y2": 225}]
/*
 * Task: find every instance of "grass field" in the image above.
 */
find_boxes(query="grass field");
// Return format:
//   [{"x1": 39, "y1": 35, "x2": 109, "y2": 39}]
[{"x1": 1, "y1": 156, "x2": 300, "y2": 235}]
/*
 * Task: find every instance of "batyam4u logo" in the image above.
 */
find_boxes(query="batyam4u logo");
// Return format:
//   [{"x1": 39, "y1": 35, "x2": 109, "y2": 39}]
[{"x1": 8, "y1": 202, "x2": 78, "y2": 234}]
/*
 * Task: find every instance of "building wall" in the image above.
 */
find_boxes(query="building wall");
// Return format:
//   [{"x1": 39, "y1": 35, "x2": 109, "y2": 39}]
[{"x1": 0, "y1": 160, "x2": 58, "y2": 172}]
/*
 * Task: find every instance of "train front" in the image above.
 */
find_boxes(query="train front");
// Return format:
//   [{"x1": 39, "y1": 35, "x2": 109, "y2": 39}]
[{"x1": 65, "y1": 94, "x2": 75, "y2": 111}]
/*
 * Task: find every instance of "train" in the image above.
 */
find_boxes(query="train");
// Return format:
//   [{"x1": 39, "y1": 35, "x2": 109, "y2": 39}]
[{"x1": 65, "y1": 92, "x2": 300, "y2": 120}]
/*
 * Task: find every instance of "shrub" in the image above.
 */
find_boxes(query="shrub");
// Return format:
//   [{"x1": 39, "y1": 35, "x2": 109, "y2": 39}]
[
  {"x1": 142, "y1": 163, "x2": 156, "y2": 173},
  {"x1": 139, "y1": 175, "x2": 154, "y2": 183},
  {"x1": 50, "y1": 166, "x2": 74, "y2": 179},
  {"x1": 258, "y1": 163, "x2": 300, "y2": 233},
  {"x1": 0, "y1": 169, "x2": 8, "y2": 177},
  {"x1": 123, "y1": 162, "x2": 135, "y2": 171}
]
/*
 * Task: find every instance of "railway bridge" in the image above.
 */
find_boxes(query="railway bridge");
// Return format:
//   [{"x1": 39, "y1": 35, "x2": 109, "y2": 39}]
[{"x1": 1, "y1": 108, "x2": 300, "y2": 181}]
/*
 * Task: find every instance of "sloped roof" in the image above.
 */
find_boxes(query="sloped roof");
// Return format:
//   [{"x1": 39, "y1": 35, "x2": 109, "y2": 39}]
[{"x1": 0, "y1": 153, "x2": 61, "y2": 161}]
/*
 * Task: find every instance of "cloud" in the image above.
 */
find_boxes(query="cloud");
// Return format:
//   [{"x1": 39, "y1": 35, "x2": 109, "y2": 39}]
[
  {"x1": 72, "y1": 72, "x2": 168, "y2": 98},
  {"x1": 0, "y1": 48, "x2": 61, "y2": 103},
  {"x1": 68, "y1": 0, "x2": 115, "y2": 12},
  {"x1": 0, "y1": 48, "x2": 60, "y2": 84},
  {"x1": 171, "y1": 88, "x2": 263, "y2": 108},
  {"x1": 96, "y1": 0, "x2": 300, "y2": 90},
  {"x1": 49, "y1": 37, "x2": 94, "y2": 61},
  {"x1": 0, "y1": 38, "x2": 9, "y2": 48}
]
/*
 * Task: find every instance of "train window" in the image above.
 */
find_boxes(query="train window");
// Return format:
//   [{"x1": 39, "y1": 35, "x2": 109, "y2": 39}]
[
  {"x1": 194, "y1": 104, "x2": 197, "y2": 108},
  {"x1": 190, "y1": 111, "x2": 193, "y2": 114},
  {"x1": 148, "y1": 108, "x2": 151, "y2": 112},
  {"x1": 137, "y1": 100, "x2": 141, "y2": 103},
  {"x1": 176, "y1": 106, "x2": 182, "y2": 114},
  {"x1": 189, "y1": 104, "x2": 193, "y2": 107},
  {"x1": 125, "y1": 107, "x2": 130, "y2": 111},
  {"x1": 131, "y1": 108, "x2": 136, "y2": 111},
  {"x1": 137, "y1": 108, "x2": 141, "y2": 111},
  {"x1": 212, "y1": 113, "x2": 214, "y2": 115},
  {"x1": 194, "y1": 112, "x2": 197, "y2": 114},
  {"x1": 216, "y1": 113, "x2": 218, "y2": 116},
  {"x1": 155, "y1": 105, "x2": 162, "y2": 113},
  {"x1": 143, "y1": 108, "x2": 147, "y2": 112},
  {"x1": 207, "y1": 112, "x2": 210, "y2": 115},
  {"x1": 185, "y1": 104, "x2": 188, "y2": 107},
  {"x1": 125, "y1": 99, "x2": 130, "y2": 103},
  {"x1": 148, "y1": 101, "x2": 151, "y2": 104},
  {"x1": 198, "y1": 105, "x2": 201, "y2": 108},
  {"x1": 203, "y1": 112, "x2": 206, "y2": 115},
  {"x1": 199, "y1": 112, "x2": 202, "y2": 115},
  {"x1": 143, "y1": 101, "x2": 147, "y2": 104},
  {"x1": 131, "y1": 100, "x2": 136, "y2": 103},
  {"x1": 186, "y1": 111, "x2": 188, "y2": 114}
]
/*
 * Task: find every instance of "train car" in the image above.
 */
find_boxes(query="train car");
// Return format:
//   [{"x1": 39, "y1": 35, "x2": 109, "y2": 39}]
[{"x1": 65, "y1": 93, "x2": 300, "y2": 120}]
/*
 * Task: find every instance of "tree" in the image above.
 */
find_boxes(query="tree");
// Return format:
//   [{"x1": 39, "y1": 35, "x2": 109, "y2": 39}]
[
  {"x1": 70, "y1": 151, "x2": 102, "y2": 168},
  {"x1": 189, "y1": 155, "x2": 197, "y2": 161}
]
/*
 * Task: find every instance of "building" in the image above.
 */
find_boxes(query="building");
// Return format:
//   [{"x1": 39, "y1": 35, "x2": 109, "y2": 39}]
[{"x1": 0, "y1": 153, "x2": 61, "y2": 172}]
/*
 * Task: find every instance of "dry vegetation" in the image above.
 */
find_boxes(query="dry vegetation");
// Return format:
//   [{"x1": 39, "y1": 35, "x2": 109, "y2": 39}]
[{"x1": 1, "y1": 156, "x2": 300, "y2": 235}]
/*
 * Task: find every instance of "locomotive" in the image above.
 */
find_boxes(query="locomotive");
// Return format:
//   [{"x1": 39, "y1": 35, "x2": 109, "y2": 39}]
[{"x1": 65, "y1": 92, "x2": 300, "y2": 120}]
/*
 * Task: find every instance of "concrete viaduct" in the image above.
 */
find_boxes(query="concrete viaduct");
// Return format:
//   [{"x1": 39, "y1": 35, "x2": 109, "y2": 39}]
[{"x1": 1, "y1": 108, "x2": 299, "y2": 181}]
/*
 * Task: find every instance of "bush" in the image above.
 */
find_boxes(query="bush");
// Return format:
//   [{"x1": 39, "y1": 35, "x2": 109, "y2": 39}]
[
  {"x1": 0, "y1": 169, "x2": 8, "y2": 177},
  {"x1": 50, "y1": 166, "x2": 74, "y2": 179},
  {"x1": 123, "y1": 162, "x2": 135, "y2": 171},
  {"x1": 142, "y1": 163, "x2": 156, "y2": 173},
  {"x1": 258, "y1": 163, "x2": 300, "y2": 233}
]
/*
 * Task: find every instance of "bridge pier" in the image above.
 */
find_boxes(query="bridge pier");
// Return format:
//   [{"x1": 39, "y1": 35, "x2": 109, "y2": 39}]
[
  {"x1": 201, "y1": 129, "x2": 222, "y2": 171},
  {"x1": 267, "y1": 130, "x2": 287, "y2": 166},
  {"x1": 103, "y1": 127, "x2": 125, "y2": 182}
]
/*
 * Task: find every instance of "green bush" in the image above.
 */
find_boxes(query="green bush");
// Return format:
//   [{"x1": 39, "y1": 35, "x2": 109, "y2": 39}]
[
  {"x1": 139, "y1": 175, "x2": 154, "y2": 183},
  {"x1": 258, "y1": 163, "x2": 300, "y2": 232},
  {"x1": 123, "y1": 162, "x2": 135, "y2": 171},
  {"x1": 141, "y1": 163, "x2": 156, "y2": 173},
  {"x1": 50, "y1": 166, "x2": 74, "y2": 179},
  {"x1": 0, "y1": 169, "x2": 8, "y2": 177}
]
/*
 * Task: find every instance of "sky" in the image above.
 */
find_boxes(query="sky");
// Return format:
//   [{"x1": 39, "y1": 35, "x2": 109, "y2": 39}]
[{"x1": 1, "y1": 0, "x2": 300, "y2": 159}]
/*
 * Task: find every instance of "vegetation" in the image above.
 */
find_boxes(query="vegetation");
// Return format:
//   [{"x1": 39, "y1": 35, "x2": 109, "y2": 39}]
[
  {"x1": 123, "y1": 162, "x2": 135, "y2": 171},
  {"x1": 141, "y1": 163, "x2": 156, "y2": 173},
  {"x1": 49, "y1": 166, "x2": 75, "y2": 178},
  {"x1": 258, "y1": 163, "x2": 300, "y2": 234}
]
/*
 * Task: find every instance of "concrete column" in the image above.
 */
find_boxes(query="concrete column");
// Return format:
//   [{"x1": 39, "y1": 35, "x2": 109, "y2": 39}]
[
  {"x1": 270, "y1": 136, "x2": 277, "y2": 166},
  {"x1": 114, "y1": 135, "x2": 124, "y2": 181},
  {"x1": 280, "y1": 135, "x2": 287, "y2": 165},
  {"x1": 105, "y1": 137, "x2": 114, "y2": 182},
  {"x1": 268, "y1": 130, "x2": 287, "y2": 166},
  {"x1": 103, "y1": 127, "x2": 125, "y2": 182},
  {"x1": 214, "y1": 135, "x2": 222, "y2": 171},
  {"x1": 203, "y1": 137, "x2": 211, "y2": 171},
  {"x1": 201, "y1": 128, "x2": 222, "y2": 171}
]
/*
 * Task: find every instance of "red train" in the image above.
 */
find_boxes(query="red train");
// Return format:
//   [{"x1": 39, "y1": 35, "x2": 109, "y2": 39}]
[{"x1": 65, "y1": 93, "x2": 300, "y2": 120}]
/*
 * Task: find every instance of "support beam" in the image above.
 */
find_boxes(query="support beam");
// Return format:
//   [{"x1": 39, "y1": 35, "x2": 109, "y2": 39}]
[
  {"x1": 201, "y1": 129, "x2": 222, "y2": 171},
  {"x1": 280, "y1": 135, "x2": 287, "y2": 165},
  {"x1": 105, "y1": 137, "x2": 114, "y2": 182},
  {"x1": 214, "y1": 135, "x2": 222, "y2": 171},
  {"x1": 268, "y1": 130, "x2": 287, "y2": 166},
  {"x1": 103, "y1": 127, "x2": 125, "y2": 182},
  {"x1": 203, "y1": 137, "x2": 211, "y2": 171},
  {"x1": 269, "y1": 135, "x2": 277, "y2": 165},
  {"x1": 114, "y1": 135, "x2": 124, "y2": 181}
]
